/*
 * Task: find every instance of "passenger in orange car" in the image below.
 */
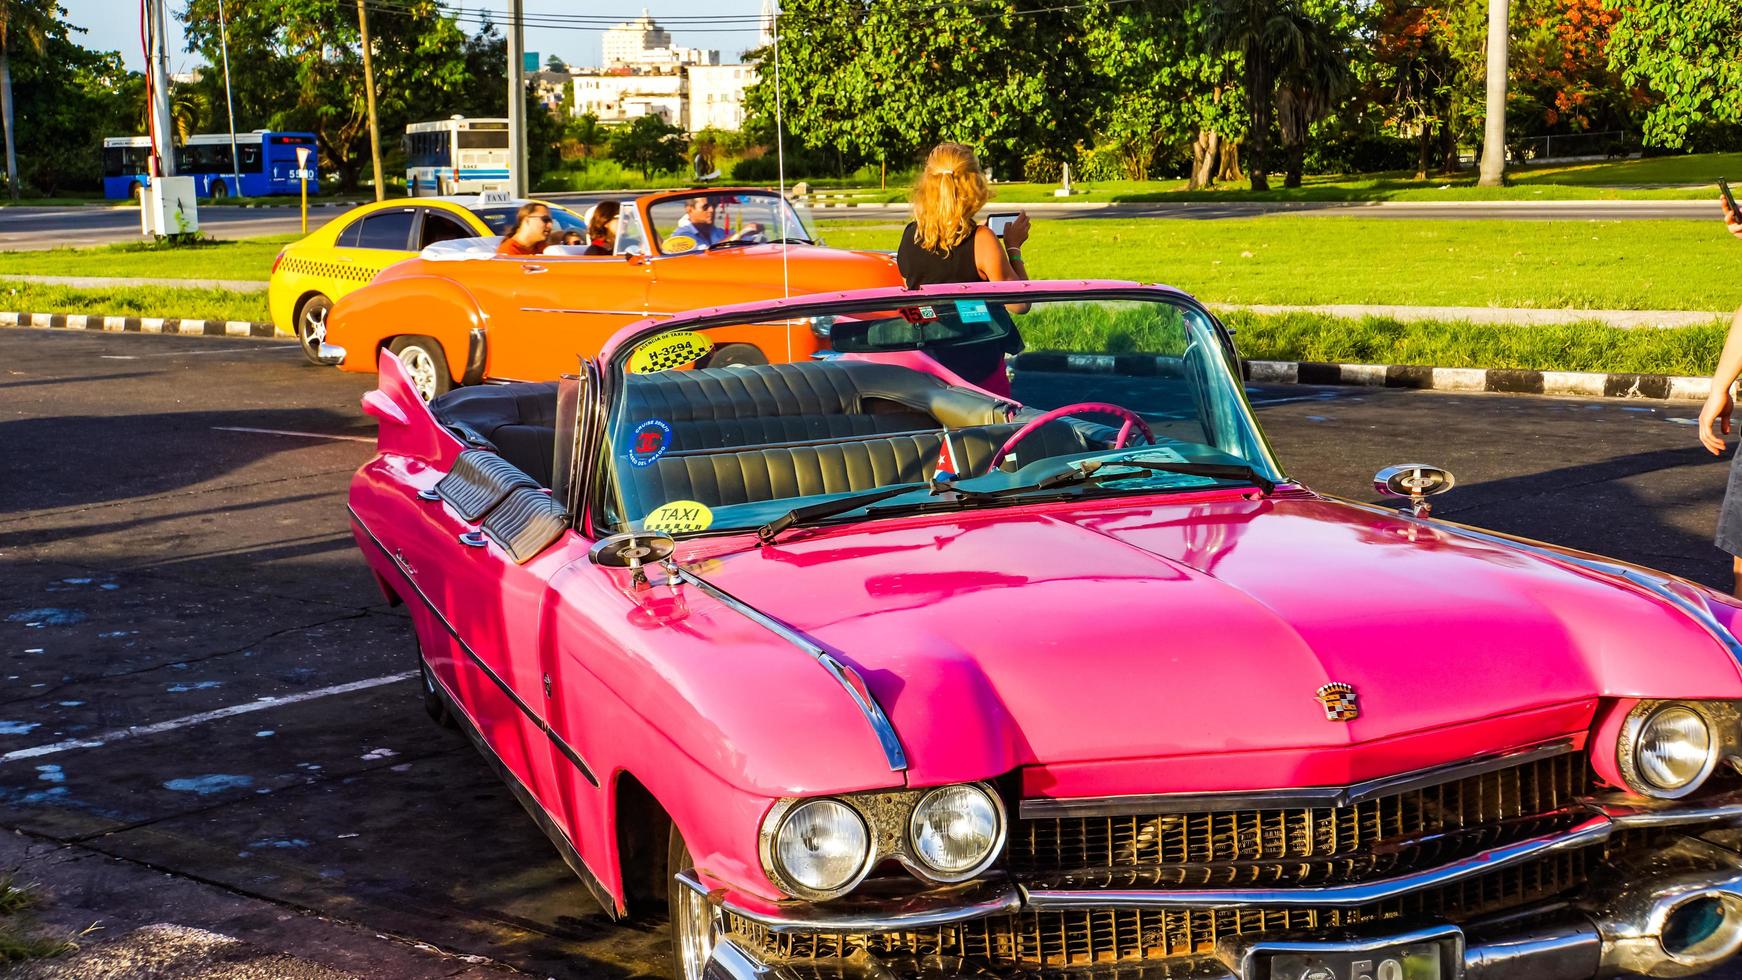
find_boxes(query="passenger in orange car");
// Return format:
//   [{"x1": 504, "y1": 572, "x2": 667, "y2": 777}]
[
  {"x1": 585, "y1": 201, "x2": 621, "y2": 256},
  {"x1": 496, "y1": 202, "x2": 553, "y2": 256}
]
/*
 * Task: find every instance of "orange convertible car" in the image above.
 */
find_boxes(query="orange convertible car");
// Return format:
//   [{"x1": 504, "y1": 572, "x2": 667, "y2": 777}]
[{"x1": 321, "y1": 187, "x2": 905, "y2": 399}]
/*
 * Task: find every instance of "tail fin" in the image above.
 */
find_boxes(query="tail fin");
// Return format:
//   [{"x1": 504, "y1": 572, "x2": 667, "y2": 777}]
[{"x1": 361, "y1": 351, "x2": 461, "y2": 464}]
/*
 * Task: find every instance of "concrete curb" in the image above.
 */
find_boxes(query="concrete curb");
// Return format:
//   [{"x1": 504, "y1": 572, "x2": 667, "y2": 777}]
[
  {"x1": 0, "y1": 310, "x2": 284, "y2": 339},
  {"x1": 1013, "y1": 351, "x2": 1719, "y2": 402}
]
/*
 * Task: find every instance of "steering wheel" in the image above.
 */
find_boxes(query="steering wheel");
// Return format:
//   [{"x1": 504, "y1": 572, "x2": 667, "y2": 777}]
[{"x1": 987, "y1": 402, "x2": 1153, "y2": 471}]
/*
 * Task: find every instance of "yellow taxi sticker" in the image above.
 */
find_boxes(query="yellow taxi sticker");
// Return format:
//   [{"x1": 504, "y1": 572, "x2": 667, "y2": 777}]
[
  {"x1": 661, "y1": 234, "x2": 698, "y2": 254},
  {"x1": 629, "y1": 330, "x2": 714, "y2": 373},
  {"x1": 645, "y1": 500, "x2": 714, "y2": 534}
]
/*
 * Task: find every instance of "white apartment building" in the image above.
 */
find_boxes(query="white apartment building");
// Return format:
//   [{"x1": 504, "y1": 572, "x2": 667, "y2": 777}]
[
  {"x1": 602, "y1": 12, "x2": 672, "y2": 66},
  {"x1": 687, "y1": 64, "x2": 757, "y2": 132},
  {"x1": 571, "y1": 70, "x2": 689, "y2": 128}
]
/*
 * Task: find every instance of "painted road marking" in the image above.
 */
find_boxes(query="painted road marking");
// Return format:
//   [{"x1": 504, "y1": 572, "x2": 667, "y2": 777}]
[
  {"x1": 0, "y1": 671, "x2": 417, "y2": 765},
  {"x1": 211, "y1": 426, "x2": 375, "y2": 443},
  {"x1": 101, "y1": 345, "x2": 298, "y2": 360}
]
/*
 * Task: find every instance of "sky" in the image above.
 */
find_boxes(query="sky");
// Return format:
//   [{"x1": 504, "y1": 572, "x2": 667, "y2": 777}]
[{"x1": 63, "y1": 0, "x2": 766, "y2": 75}]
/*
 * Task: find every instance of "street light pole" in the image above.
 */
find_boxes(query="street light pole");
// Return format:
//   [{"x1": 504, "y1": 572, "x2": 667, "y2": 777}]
[
  {"x1": 356, "y1": 0, "x2": 385, "y2": 201},
  {"x1": 507, "y1": 0, "x2": 527, "y2": 197},
  {"x1": 1477, "y1": 0, "x2": 1509, "y2": 187},
  {"x1": 216, "y1": 0, "x2": 242, "y2": 195},
  {"x1": 147, "y1": 0, "x2": 176, "y2": 178}
]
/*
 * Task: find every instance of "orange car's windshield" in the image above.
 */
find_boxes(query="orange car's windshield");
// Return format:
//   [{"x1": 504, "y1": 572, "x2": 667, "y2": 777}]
[{"x1": 647, "y1": 192, "x2": 814, "y2": 254}]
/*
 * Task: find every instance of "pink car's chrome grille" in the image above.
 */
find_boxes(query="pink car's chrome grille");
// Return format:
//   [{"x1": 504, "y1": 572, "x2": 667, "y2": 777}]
[
  {"x1": 1010, "y1": 750, "x2": 1592, "y2": 887},
  {"x1": 727, "y1": 752, "x2": 1610, "y2": 970},
  {"x1": 728, "y1": 844, "x2": 1600, "y2": 967}
]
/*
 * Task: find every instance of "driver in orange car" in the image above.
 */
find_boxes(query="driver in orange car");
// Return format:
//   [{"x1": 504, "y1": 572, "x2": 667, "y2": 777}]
[{"x1": 671, "y1": 196, "x2": 760, "y2": 247}]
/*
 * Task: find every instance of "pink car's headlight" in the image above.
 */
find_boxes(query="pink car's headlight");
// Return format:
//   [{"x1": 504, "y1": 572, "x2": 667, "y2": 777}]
[{"x1": 1619, "y1": 701, "x2": 1722, "y2": 798}]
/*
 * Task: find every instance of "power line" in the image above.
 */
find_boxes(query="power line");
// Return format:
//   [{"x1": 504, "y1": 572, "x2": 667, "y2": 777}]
[{"x1": 360, "y1": 0, "x2": 1138, "y2": 32}]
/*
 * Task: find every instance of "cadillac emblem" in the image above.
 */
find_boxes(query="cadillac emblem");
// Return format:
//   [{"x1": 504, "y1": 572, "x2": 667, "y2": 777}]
[{"x1": 1316, "y1": 682, "x2": 1359, "y2": 722}]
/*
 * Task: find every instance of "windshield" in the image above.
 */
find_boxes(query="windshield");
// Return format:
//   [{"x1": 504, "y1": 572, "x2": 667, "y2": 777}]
[
  {"x1": 646, "y1": 191, "x2": 814, "y2": 254},
  {"x1": 596, "y1": 292, "x2": 1282, "y2": 538},
  {"x1": 470, "y1": 205, "x2": 585, "y2": 236}
]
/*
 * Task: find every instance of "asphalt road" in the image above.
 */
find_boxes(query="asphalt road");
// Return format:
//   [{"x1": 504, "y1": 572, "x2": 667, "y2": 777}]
[
  {"x1": 1, "y1": 325, "x2": 1740, "y2": 977},
  {"x1": 0, "y1": 197, "x2": 1719, "y2": 250}
]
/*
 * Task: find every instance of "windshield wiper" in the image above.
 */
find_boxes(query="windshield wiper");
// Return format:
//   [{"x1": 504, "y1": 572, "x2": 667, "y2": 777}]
[
  {"x1": 1035, "y1": 458, "x2": 1277, "y2": 495},
  {"x1": 757, "y1": 480, "x2": 997, "y2": 544}
]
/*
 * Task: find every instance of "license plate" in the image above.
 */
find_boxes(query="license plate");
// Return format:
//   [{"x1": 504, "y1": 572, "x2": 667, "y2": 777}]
[{"x1": 1265, "y1": 940, "x2": 1446, "y2": 980}]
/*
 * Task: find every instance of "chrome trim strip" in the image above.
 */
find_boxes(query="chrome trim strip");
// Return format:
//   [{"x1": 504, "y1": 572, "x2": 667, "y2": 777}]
[
  {"x1": 521, "y1": 307, "x2": 672, "y2": 318},
  {"x1": 677, "y1": 568, "x2": 908, "y2": 772},
  {"x1": 678, "y1": 871, "x2": 1022, "y2": 934},
  {"x1": 1020, "y1": 737, "x2": 1576, "y2": 818},
  {"x1": 1022, "y1": 815, "x2": 1613, "y2": 910},
  {"x1": 1462, "y1": 920, "x2": 1601, "y2": 980},
  {"x1": 1593, "y1": 789, "x2": 1742, "y2": 829},
  {"x1": 702, "y1": 938, "x2": 779, "y2": 980},
  {"x1": 349, "y1": 505, "x2": 598, "y2": 786},
  {"x1": 1229, "y1": 924, "x2": 1464, "y2": 979},
  {"x1": 1341, "y1": 499, "x2": 1742, "y2": 666}
]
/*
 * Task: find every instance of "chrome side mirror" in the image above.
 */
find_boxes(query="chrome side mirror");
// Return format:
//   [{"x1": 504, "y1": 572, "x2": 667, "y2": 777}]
[{"x1": 1374, "y1": 464, "x2": 1456, "y2": 517}]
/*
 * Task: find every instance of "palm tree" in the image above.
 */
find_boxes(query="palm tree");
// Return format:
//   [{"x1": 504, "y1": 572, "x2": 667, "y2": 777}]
[
  {"x1": 1207, "y1": 0, "x2": 1341, "y2": 192},
  {"x1": 1276, "y1": 21, "x2": 1351, "y2": 188},
  {"x1": 0, "y1": 0, "x2": 53, "y2": 201}
]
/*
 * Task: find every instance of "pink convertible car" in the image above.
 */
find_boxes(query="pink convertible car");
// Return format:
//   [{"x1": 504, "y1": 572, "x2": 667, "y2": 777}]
[{"x1": 348, "y1": 281, "x2": 1742, "y2": 980}]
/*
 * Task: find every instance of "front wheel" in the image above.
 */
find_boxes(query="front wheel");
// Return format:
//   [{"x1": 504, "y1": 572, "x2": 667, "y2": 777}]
[
  {"x1": 388, "y1": 335, "x2": 453, "y2": 401},
  {"x1": 294, "y1": 295, "x2": 333, "y2": 366},
  {"x1": 668, "y1": 829, "x2": 716, "y2": 980}
]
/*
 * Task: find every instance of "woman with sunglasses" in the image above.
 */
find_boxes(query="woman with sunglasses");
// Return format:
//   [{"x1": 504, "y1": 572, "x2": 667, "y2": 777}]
[{"x1": 497, "y1": 202, "x2": 554, "y2": 256}]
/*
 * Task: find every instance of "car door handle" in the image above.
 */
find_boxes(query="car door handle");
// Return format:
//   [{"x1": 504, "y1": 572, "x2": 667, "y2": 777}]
[
  {"x1": 458, "y1": 531, "x2": 487, "y2": 548},
  {"x1": 522, "y1": 265, "x2": 548, "y2": 274}
]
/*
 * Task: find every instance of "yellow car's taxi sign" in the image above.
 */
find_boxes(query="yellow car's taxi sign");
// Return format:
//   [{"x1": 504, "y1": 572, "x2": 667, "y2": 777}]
[
  {"x1": 645, "y1": 500, "x2": 713, "y2": 534},
  {"x1": 629, "y1": 330, "x2": 714, "y2": 373}
]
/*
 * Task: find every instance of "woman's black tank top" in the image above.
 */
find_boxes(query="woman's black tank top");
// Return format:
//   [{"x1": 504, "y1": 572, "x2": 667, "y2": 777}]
[{"x1": 897, "y1": 221, "x2": 981, "y2": 288}]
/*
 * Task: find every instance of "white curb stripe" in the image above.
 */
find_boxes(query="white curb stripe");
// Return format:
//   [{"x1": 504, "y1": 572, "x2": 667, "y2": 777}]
[
  {"x1": 1540, "y1": 371, "x2": 1607, "y2": 397},
  {"x1": 0, "y1": 671, "x2": 417, "y2": 764},
  {"x1": 1430, "y1": 367, "x2": 1488, "y2": 392},
  {"x1": 1338, "y1": 363, "x2": 1387, "y2": 386},
  {"x1": 1246, "y1": 360, "x2": 1297, "y2": 384}
]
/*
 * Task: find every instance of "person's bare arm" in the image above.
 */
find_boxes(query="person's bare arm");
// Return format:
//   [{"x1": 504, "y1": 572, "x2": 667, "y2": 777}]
[
  {"x1": 1698, "y1": 197, "x2": 1742, "y2": 454},
  {"x1": 974, "y1": 215, "x2": 1030, "y2": 313}
]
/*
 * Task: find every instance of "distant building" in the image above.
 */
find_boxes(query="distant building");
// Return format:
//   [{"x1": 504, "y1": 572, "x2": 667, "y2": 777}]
[
  {"x1": 527, "y1": 70, "x2": 571, "y2": 112},
  {"x1": 687, "y1": 64, "x2": 757, "y2": 132},
  {"x1": 571, "y1": 69, "x2": 688, "y2": 127},
  {"x1": 603, "y1": 12, "x2": 673, "y2": 67}
]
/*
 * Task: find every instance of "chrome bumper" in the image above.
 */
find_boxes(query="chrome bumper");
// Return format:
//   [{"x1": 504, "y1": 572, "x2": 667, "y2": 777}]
[
  {"x1": 316, "y1": 342, "x2": 346, "y2": 365},
  {"x1": 695, "y1": 832, "x2": 1742, "y2": 980}
]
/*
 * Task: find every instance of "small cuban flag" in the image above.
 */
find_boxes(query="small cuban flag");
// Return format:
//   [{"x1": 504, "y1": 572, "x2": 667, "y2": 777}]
[{"x1": 932, "y1": 429, "x2": 962, "y2": 485}]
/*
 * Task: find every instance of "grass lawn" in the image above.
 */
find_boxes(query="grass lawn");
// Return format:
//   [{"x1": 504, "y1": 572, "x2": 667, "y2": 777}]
[
  {"x1": 821, "y1": 217, "x2": 1742, "y2": 311},
  {"x1": 816, "y1": 152, "x2": 1742, "y2": 204},
  {"x1": 0, "y1": 281, "x2": 270, "y2": 323},
  {"x1": 0, "y1": 236, "x2": 294, "y2": 282},
  {"x1": 1217, "y1": 311, "x2": 1724, "y2": 377}
]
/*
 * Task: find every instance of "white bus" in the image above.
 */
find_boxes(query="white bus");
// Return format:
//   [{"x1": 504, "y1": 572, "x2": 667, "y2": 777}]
[{"x1": 404, "y1": 117, "x2": 512, "y2": 196}]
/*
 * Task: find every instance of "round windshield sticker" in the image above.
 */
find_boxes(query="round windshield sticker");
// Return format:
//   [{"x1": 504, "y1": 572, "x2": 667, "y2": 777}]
[
  {"x1": 661, "y1": 234, "x2": 698, "y2": 254},
  {"x1": 645, "y1": 499, "x2": 714, "y2": 534},
  {"x1": 628, "y1": 330, "x2": 715, "y2": 373},
  {"x1": 627, "y1": 419, "x2": 673, "y2": 467}
]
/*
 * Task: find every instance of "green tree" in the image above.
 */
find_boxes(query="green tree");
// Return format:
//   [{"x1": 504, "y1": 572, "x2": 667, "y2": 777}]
[
  {"x1": 1276, "y1": 0, "x2": 1356, "y2": 187},
  {"x1": 1604, "y1": 0, "x2": 1742, "y2": 149},
  {"x1": 545, "y1": 53, "x2": 565, "y2": 72},
  {"x1": 743, "y1": 0, "x2": 1096, "y2": 178},
  {"x1": 4, "y1": 9, "x2": 137, "y2": 195},
  {"x1": 566, "y1": 111, "x2": 605, "y2": 160},
  {"x1": 182, "y1": 0, "x2": 473, "y2": 190},
  {"x1": 609, "y1": 112, "x2": 686, "y2": 178},
  {"x1": 1207, "y1": 0, "x2": 1353, "y2": 191},
  {"x1": 1, "y1": 0, "x2": 56, "y2": 199}
]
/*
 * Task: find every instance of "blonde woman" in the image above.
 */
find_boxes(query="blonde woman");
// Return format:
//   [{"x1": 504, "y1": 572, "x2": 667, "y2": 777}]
[{"x1": 895, "y1": 143, "x2": 1030, "y2": 390}]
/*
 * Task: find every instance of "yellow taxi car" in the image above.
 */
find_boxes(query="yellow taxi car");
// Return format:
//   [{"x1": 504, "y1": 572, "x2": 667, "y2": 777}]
[{"x1": 270, "y1": 193, "x2": 587, "y2": 363}]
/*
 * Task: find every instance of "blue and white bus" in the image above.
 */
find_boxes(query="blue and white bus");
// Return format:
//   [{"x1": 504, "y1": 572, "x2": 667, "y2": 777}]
[
  {"x1": 101, "y1": 131, "x2": 319, "y2": 200},
  {"x1": 404, "y1": 117, "x2": 511, "y2": 196}
]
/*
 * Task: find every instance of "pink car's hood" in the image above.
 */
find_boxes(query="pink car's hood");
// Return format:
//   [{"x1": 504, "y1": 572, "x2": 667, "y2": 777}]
[{"x1": 696, "y1": 492, "x2": 1742, "y2": 795}]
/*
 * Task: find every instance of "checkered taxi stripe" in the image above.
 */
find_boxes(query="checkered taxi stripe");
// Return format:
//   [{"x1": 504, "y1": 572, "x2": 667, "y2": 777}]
[{"x1": 278, "y1": 257, "x2": 382, "y2": 284}]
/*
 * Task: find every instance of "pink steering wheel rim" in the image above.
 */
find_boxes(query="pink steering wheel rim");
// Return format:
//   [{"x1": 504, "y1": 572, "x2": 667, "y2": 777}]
[{"x1": 988, "y1": 402, "x2": 1154, "y2": 470}]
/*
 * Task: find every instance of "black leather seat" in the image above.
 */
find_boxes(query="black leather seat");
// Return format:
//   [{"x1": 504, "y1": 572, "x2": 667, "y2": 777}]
[{"x1": 431, "y1": 383, "x2": 560, "y2": 486}]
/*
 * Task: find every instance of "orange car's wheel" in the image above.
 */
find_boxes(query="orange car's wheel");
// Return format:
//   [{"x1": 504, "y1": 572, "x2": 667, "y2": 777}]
[
  {"x1": 703, "y1": 344, "x2": 768, "y2": 370},
  {"x1": 388, "y1": 335, "x2": 453, "y2": 401},
  {"x1": 668, "y1": 829, "x2": 715, "y2": 980},
  {"x1": 294, "y1": 295, "x2": 333, "y2": 366}
]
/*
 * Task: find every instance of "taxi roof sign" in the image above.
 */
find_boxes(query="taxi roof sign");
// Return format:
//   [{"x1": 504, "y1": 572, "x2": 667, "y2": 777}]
[{"x1": 476, "y1": 190, "x2": 515, "y2": 205}]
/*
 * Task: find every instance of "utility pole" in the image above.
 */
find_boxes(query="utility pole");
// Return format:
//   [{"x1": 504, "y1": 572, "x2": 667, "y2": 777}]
[
  {"x1": 147, "y1": 0, "x2": 176, "y2": 179},
  {"x1": 507, "y1": 0, "x2": 527, "y2": 197},
  {"x1": 1477, "y1": 0, "x2": 1508, "y2": 187},
  {"x1": 217, "y1": 0, "x2": 242, "y2": 195},
  {"x1": 356, "y1": 0, "x2": 385, "y2": 201}
]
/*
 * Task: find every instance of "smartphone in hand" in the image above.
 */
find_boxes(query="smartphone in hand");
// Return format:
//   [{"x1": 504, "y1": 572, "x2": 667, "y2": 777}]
[
  {"x1": 1722, "y1": 178, "x2": 1740, "y2": 223},
  {"x1": 985, "y1": 212, "x2": 1020, "y2": 238}
]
